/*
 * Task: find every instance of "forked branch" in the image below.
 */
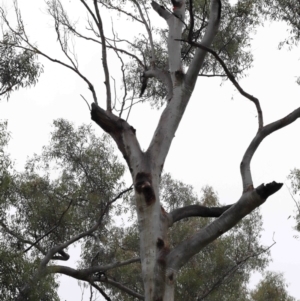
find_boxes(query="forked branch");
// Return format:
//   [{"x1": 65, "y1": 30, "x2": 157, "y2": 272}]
[{"x1": 241, "y1": 107, "x2": 300, "y2": 192}]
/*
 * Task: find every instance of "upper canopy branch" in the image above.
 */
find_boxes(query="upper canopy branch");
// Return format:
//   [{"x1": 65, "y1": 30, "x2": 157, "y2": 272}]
[
  {"x1": 151, "y1": 1, "x2": 172, "y2": 21},
  {"x1": 0, "y1": 6, "x2": 99, "y2": 105},
  {"x1": 184, "y1": 40, "x2": 263, "y2": 130},
  {"x1": 241, "y1": 107, "x2": 300, "y2": 192},
  {"x1": 169, "y1": 204, "x2": 232, "y2": 226},
  {"x1": 133, "y1": 0, "x2": 156, "y2": 66},
  {"x1": 186, "y1": 0, "x2": 221, "y2": 88}
]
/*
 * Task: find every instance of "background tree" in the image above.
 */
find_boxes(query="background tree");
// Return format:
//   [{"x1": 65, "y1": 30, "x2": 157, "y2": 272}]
[
  {"x1": 0, "y1": 0, "x2": 300, "y2": 300},
  {"x1": 288, "y1": 169, "x2": 300, "y2": 232},
  {"x1": 0, "y1": 120, "x2": 128, "y2": 300},
  {"x1": 250, "y1": 271, "x2": 297, "y2": 301},
  {"x1": 0, "y1": 32, "x2": 43, "y2": 99}
]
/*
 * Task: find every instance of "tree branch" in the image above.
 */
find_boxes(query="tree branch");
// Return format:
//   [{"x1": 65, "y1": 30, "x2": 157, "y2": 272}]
[
  {"x1": 240, "y1": 107, "x2": 300, "y2": 192},
  {"x1": 186, "y1": 0, "x2": 221, "y2": 88},
  {"x1": 197, "y1": 240, "x2": 276, "y2": 300},
  {"x1": 143, "y1": 69, "x2": 173, "y2": 101},
  {"x1": 0, "y1": 7, "x2": 99, "y2": 105},
  {"x1": 93, "y1": 0, "x2": 112, "y2": 111},
  {"x1": 90, "y1": 283, "x2": 111, "y2": 301},
  {"x1": 133, "y1": 0, "x2": 155, "y2": 66},
  {"x1": 151, "y1": 2, "x2": 172, "y2": 21},
  {"x1": 0, "y1": 221, "x2": 46, "y2": 255},
  {"x1": 169, "y1": 204, "x2": 232, "y2": 226},
  {"x1": 184, "y1": 40, "x2": 263, "y2": 130},
  {"x1": 47, "y1": 257, "x2": 140, "y2": 278},
  {"x1": 166, "y1": 182, "x2": 282, "y2": 272},
  {"x1": 104, "y1": 278, "x2": 144, "y2": 300},
  {"x1": 91, "y1": 103, "x2": 143, "y2": 172}
]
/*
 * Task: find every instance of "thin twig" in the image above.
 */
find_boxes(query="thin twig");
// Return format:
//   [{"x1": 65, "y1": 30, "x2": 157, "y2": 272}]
[
  {"x1": 81, "y1": 94, "x2": 91, "y2": 111},
  {"x1": 183, "y1": 39, "x2": 264, "y2": 131},
  {"x1": 23, "y1": 196, "x2": 74, "y2": 254},
  {"x1": 93, "y1": 0, "x2": 112, "y2": 111},
  {"x1": 285, "y1": 183, "x2": 300, "y2": 213}
]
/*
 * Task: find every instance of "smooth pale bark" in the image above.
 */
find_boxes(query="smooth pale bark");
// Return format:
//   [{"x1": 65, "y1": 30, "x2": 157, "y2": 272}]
[
  {"x1": 13, "y1": 0, "x2": 300, "y2": 300},
  {"x1": 91, "y1": 1, "x2": 222, "y2": 300}
]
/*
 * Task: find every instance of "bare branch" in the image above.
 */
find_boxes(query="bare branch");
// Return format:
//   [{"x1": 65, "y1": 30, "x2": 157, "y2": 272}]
[
  {"x1": 104, "y1": 278, "x2": 144, "y2": 300},
  {"x1": 133, "y1": 0, "x2": 155, "y2": 65},
  {"x1": 184, "y1": 40, "x2": 263, "y2": 130},
  {"x1": 90, "y1": 283, "x2": 111, "y2": 301},
  {"x1": 241, "y1": 107, "x2": 300, "y2": 192},
  {"x1": 81, "y1": 94, "x2": 91, "y2": 111},
  {"x1": 47, "y1": 0, "x2": 79, "y2": 69},
  {"x1": 169, "y1": 204, "x2": 232, "y2": 226},
  {"x1": 93, "y1": 0, "x2": 112, "y2": 111},
  {"x1": 186, "y1": 0, "x2": 221, "y2": 88},
  {"x1": 99, "y1": 1, "x2": 143, "y2": 24},
  {"x1": 47, "y1": 257, "x2": 140, "y2": 277},
  {"x1": 106, "y1": 41, "x2": 145, "y2": 68},
  {"x1": 110, "y1": 22, "x2": 128, "y2": 117}
]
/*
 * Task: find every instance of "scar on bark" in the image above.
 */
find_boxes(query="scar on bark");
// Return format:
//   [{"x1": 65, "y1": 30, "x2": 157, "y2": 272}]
[
  {"x1": 156, "y1": 237, "x2": 170, "y2": 267},
  {"x1": 135, "y1": 172, "x2": 155, "y2": 205},
  {"x1": 171, "y1": 0, "x2": 183, "y2": 9},
  {"x1": 256, "y1": 181, "x2": 283, "y2": 199},
  {"x1": 139, "y1": 72, "x2": 148, "y2": 97},
  {"x1": 175, "y1": 69, "x2": 184, "y2": 86}
]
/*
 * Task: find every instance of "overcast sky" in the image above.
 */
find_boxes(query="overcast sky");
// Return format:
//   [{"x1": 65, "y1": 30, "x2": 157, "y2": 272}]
[{"x1": 1, "y1": 1, "x2": 300, "y2": 300}]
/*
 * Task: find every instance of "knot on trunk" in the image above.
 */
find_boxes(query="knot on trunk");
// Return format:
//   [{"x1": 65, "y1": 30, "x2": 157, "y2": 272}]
[
  {"x1": 256, "y1": 181, "x2": 283, "y2": 200},
  {"x1": 135, "y1": 172, "x2": 156, "y2": 206}
]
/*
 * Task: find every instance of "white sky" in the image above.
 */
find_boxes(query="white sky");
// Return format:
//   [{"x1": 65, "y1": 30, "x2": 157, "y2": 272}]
[{"x1": 1, "y1": 1, "x2": 300, "y2": 300}]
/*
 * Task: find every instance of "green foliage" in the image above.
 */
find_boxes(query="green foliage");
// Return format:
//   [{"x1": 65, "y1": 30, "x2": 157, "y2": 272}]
[
  {"x1": 0, "y1": 119, "x2": 126, "y2": 299},
  {"x1": 0, "y1": 33, "x2": 43, "y2": 99},
  {"x1": 114, "y1": 0, "x2": 261, "y2": 108},
  {"x1": 250, "y1": 271, "x2": 297, "y2": 301},
  {"x1": 261, "y1": 0, "x2": 300, "y2": 47},
  {"x1": 288, "y1": 168, "x2": 300, "y2": 231},
  {"x1": 184, "y1": 0, "x2": 260, "y2": 77}
]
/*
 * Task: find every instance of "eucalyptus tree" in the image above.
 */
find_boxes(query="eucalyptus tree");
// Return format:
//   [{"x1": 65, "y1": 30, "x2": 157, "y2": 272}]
[
  {"x1": 0, "y1": 121, "x2": 271, "y2": 301},
  {"x1": 0, "y1": 120, "x2": 127, "y2": 300},
  {"x1": 250, "y1": 271, "x2": 297, "y2": 301},
  {"x1": 0, "y1": 33, "x2": 43, "y2": 99},
  {"x1": 288, "y1": 169, "x2": 300, "y2": 231},
  {"x1": 1, "y1": 0, "x2": 300, "y2": 300}
]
